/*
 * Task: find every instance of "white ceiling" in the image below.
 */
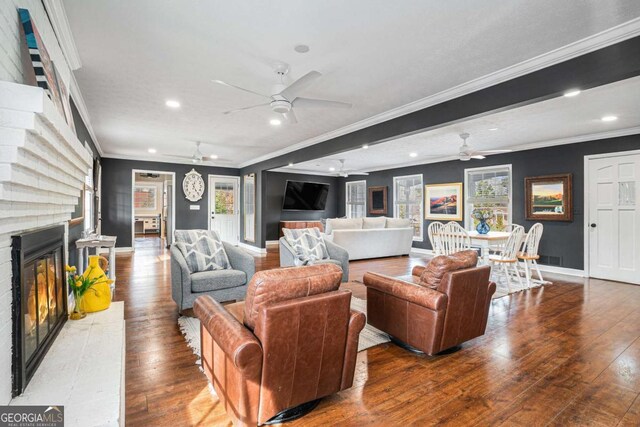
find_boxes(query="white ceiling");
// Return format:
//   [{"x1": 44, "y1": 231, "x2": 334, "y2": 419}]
[
  {"x1": 277, "y1": 75, "x2": 640, "y2": 175},
  {"x1": 64, "y1": 0, "x2": 640, "y2": 167}
]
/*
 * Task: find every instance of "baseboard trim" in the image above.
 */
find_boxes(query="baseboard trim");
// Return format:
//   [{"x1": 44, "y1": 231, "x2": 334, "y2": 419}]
[
  {"x1": 265, "y1": 240, "x2": 279, "y2": 247},
  {"x1": 238, "y1": 242, "x2": 267, "y2": 255},
  {"x1": 410, "y1": 248, "x2": 434, "y2": 256}
]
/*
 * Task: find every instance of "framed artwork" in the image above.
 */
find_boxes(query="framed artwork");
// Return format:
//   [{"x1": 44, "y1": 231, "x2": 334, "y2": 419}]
[
  {"x1": 69, "y1": 184, "x2": 85, "y2": 225},
  {"x1": 134, "y1": 184, "x2": 158, "y2": 211},
  {"x1": 525, "y1": 174, "x2": 573, "y2": 221},
  {"x1": 243, "y1": 174, "x2": 256, "y2": 242},
  {"x1": 425, "y1": 182, "x2": 463, "y2": 221},
  {"x1": 18, "y1": 9, "x2": 66, "y2": 120},
  {"x1": 368, "y1": 186, "x2": 387, "y2": 215}
]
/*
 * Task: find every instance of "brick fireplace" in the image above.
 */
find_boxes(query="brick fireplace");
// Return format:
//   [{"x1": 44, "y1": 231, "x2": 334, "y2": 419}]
[{"x1": 0, "y1": 81, "x2": 92, "y2": 403}]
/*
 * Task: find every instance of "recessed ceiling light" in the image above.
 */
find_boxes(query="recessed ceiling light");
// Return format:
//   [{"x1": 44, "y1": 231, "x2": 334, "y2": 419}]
[
  {"x1": 147, "y1": 148, "x2": 157, "y2": 154},
  {"x1": 329, "y1": 167, "x2": 336, "y2": 172},
  {"x1": 288, "y1": 162, "x2": 294, "y2": 167},
  {"x1": 294, "y1": 44, "x2": 310, "y2": 53},
  {"x1": 409, "y1": 152, "x2": 418, "y2": 158},
  {"x1": 362, "y1": 144, "x2": 369, "y2": 150},
  {"x1": 270, "y1": 118, "x2": 282, "y2": 126},
  {"x1": 165, "y1": 100, "x2": 180, "y2": 108},
  {"x1": 601, "y1": 115, "x2": 618, "y2": 122},
  {"x1": 488, "y1": 127, "x2": 498, "y2": 131},
  {"x1": 210, "y1": 154, "x2": 218, "y2": 159},
  {"x1": 564, "y1": 89, "x2": 581, "y2": 97}
]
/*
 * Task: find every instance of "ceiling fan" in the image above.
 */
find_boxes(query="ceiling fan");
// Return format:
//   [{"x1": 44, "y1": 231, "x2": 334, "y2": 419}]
[
  {"x1": 335, "y1": 159, "x2": 369, "y2": 178},
  {"x1": 455, "y1": 133, "x2": 512, "y2": 161},
  {"x1": 213, "y1": 63, "x2": 352, "y2": 124},
  {"x1": 161, "y1": 141, "x2": 218, "y2": 164}
]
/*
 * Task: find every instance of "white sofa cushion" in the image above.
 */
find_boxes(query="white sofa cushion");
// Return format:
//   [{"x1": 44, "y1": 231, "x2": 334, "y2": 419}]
[
  {"x1": 325, "y1": 218, "x2": 363, "y2": 234},
  {"x1": 330, "y1": 228, "x2": 414, "y2": 260},
  {"x1": 386, "y1": 218, "x2": 412, "y2": 228},
  {"x1": 363, "y1": 217, "x2": 387, "y2": 229}
]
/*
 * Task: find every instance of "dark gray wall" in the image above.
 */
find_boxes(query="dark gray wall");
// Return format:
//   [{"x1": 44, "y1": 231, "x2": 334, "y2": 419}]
[
  {"x1": 262, "y1": 171, "x2": 339, "y2": 242},
  {"x1": 238, "y1": 36, "x2": 640, "y2": 250},
  {"x1": 68, "y1": 99, "x2": 100, "y2": 266},
  {"x1": 101, "y1": 158, "x2": 239, "y2": 248},
  {"x1": 339, "y1": 135, "x2": 640, "y2": 270}
]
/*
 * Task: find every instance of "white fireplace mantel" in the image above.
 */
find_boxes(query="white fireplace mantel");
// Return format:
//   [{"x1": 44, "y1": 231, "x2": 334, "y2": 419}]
[{"x1": 0, "y1": 81, "x2": 93, "y2": 404}]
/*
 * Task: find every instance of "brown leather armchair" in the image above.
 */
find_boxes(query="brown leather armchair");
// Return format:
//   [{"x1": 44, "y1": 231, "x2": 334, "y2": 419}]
[
  {"x1": 194, "y1": 264, "x2": 366, "y2": 426},
  {"x1": 363, "y1": 251, "x2": 495, "y2": 355}
]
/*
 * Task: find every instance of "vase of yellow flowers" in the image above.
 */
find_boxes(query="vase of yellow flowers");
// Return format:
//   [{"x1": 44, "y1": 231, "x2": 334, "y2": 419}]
[{"x1": 66, "y1": 265, "x2": 104, "y2": 320}]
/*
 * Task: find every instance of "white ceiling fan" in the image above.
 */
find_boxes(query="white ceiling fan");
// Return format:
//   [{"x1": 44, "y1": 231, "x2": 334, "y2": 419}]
[
  {"x1": 335, "y1": 159, "x2": 369, "y2": 178},
  {"x1": 454, "y1": 132, "x2": 512, "y2": 161},
  {"x1": 213, "y1": 63, "x2": 352, "y2": 124},
  {"x1": 161, "y1": 141, "x2": 220, "y2": 164}
]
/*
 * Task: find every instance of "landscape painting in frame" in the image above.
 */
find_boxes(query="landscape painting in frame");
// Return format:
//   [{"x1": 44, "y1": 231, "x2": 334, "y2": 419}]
[
  {"x1": 525, "y1": 174, "x2": 573, "y2": 221},
  {"x1": 425, "y1": 182, "x2": 463, "y2": 221}
]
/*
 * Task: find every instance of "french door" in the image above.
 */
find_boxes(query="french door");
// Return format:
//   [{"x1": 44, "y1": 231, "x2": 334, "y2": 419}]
[
  {"x1": 208, "y1": 175, "x2": 240, "y2": 245},
  {"x1": 587, "y1": 152, "x2": 640, "y2": 284}
]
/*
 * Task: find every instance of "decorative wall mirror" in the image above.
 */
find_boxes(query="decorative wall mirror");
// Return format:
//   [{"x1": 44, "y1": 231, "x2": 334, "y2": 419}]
[
  {"x1": 243, "y1": 173, "x2": 256, "y2": 242},
  {"x1": 368, "y1": 186, "x2": 388, "y2": 215}
]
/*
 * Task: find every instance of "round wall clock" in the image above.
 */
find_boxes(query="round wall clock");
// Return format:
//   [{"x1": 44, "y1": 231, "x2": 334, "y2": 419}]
[{"x1": 182, "y1": 169, "x2": 205, "y2": 202}]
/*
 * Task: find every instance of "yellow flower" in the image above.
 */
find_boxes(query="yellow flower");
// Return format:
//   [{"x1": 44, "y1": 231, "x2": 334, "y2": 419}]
[{"x1": 65, "y1": 265, "x2": 77, "y2": 273}]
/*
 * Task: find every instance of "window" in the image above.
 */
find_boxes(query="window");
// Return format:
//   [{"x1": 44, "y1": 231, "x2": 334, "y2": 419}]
[
  {"x1": 464, "y1": 164, "x2": 512, "y2": 231},
  {"x1": 393, "y1": 174, "x2": 423, "y2": 241},
  {"x1": 345, "y1": 180, "x2": 366, "y2": 218},
  {"x1": 83, "y1": 170, "x2": 94, "y2": 232}
]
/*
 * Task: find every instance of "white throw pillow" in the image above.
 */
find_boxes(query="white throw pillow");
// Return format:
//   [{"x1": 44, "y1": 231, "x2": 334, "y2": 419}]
[
  {"x1": 386, "y1": 218, "x2": 412, "y2": 228},
  {"x1": 363, "y1": 217, "x2": 387, "y2": 229},
  {"x1": 325, "y1": 218, "x2": 363, "y2": 234},
  {"x1": 283, "y1": 227, "x2": 330, "y2": 266}
]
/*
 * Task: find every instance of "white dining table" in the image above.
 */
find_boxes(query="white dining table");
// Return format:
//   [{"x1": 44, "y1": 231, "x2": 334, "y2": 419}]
[{"x1": 466, "y1": 231, "x2": 512, "y2": 264}]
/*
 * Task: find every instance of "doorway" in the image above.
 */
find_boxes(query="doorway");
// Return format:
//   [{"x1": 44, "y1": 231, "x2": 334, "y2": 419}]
[
  {"x1": 585, "y1": 150, "x2": 640, "y2": 284},
  {"x1": 208, "y1": 175, "x2": 240, "y2": 245},
  {"x1": 131, "y1": 170, "x2": 176, "y2": 249}
]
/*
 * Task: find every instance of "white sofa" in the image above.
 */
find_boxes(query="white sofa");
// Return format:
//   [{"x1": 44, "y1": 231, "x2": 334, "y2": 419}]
[{"x1": 323, "y1": 217, "x2": 414, "y2": 260}]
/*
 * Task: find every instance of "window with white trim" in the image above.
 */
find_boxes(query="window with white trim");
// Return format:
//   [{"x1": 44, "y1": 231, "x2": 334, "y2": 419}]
[
  {"x1": 345, "y1": 180, "x2": 366, "y2": 218},
  {"x1": 393, "y1": 174, "x2": 423, "y2": 241},
  {"x1": 464, "y1": 165, "x2": 512, "y2": 231}
]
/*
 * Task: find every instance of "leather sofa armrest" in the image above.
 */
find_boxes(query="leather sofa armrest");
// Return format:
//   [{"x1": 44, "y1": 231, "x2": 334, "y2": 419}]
[
  {"x1": 411, "y1": 265, "x2": 426, "y2": 277},
  {"x1": 341, "y1": 309, "x2": 366, "y2": 390},
  {"x1": 194, "y1": 295, "x2": 263, "y2": 374},
  {"x1": 363, "y1": 272, "x2": 447, "y2": 311}
]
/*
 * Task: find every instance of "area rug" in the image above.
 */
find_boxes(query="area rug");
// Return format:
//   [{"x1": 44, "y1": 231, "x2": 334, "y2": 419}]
[{"x1": 178, "y1": 297, "x2": 390, "y2": 366}]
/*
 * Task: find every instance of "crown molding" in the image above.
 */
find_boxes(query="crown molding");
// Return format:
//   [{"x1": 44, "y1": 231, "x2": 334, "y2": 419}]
[
  {"x1": 239, "y1": 17, "x2": 640, "y2": 169},
  {"x1": 43, "y1": 0, "x2": 82, "y2": 70},
  {"x1": 101, "y1": 153, "x2": 238, "y2": 169}
]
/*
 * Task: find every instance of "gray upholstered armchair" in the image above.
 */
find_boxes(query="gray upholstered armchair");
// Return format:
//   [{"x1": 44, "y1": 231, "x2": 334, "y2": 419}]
[
  {"x1": 171, "y1": 241, "x2": 255, "y2": 311},
  {"x1": 279, "y1": 237, "x2": 350, "y2": 282}
]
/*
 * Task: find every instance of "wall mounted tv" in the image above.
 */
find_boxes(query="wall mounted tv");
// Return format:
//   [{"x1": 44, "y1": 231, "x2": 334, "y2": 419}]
[{"x1": 282, "y1": 180, "x2": 330, "y2": 211}]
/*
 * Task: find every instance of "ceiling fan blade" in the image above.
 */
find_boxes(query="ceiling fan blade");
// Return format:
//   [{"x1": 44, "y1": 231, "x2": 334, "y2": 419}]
[
  {"x1": 472, "y1": 149, "x2": 513, "y2": 155},
  {"x1": 293, "y1": 97, "x2": 352, "y2": 109},
  {"x1": 160, "y1": 154, "x2": 195, "y2": 160},
  {"x1": 212, "y1": 79, "x2": 271, "y2": 99},
  {"x1": 279, "y1": 71, "x2": 322, "y2": 99},
  {"x1": 283, "y1": 109, "x2": 298, "y2": 124},
  {"x1": 222, "y1": 102, "x2": 270, "y2": 115}
]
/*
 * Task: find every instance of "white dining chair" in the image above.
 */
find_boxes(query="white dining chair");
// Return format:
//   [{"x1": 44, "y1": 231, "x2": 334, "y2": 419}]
[
  {"x1": 427, "y1": 221, "x2": 444, "y2": 255},
  {"x1": 490, "y1": 223, "x2": 524, "y2": 255},
  {"x1": 438, "y1": 221, "x2": 471, "y2": 255},
  {"x1": 489, "y1": 225, "x2": 525, "y2": 293},
  {"x1": 518, "y1": 223, "x2": 544, "y2": 288}
]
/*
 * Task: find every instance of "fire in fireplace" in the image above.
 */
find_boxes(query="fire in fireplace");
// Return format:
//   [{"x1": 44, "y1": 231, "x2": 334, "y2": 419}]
[{"x1": 11, "y1": 225, "x2": 67, "y2": 397}]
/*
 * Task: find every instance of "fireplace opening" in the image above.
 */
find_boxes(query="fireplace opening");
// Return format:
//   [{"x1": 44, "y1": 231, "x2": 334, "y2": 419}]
[{"x1": 11, "y1": 225, "x2": 67, "y2": 397}]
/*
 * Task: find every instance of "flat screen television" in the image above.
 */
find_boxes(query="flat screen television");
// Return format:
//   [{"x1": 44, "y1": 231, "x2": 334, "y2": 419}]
[{"x1": 282, "y1": 180, "x2": 329, "y2": 211}]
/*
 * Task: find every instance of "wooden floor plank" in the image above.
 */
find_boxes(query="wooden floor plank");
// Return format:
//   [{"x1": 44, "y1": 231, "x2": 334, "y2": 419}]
[{"x1": 119, "y1": 236, "x2": 640, "y2": 426}]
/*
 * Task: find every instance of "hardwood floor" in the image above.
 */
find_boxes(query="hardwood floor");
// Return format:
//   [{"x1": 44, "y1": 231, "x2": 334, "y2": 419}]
[{"x1": 119, "y1": 237, "x2": 640, "y2": 426}]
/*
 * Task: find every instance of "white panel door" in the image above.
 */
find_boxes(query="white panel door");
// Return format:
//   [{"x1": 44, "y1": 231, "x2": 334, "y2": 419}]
[
  {"x1": 209, "y1": 176, "x2": 240, "y2": 245},
  {"x1": 588, "y1": 153, "x2": 640, "y2": 284}
]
